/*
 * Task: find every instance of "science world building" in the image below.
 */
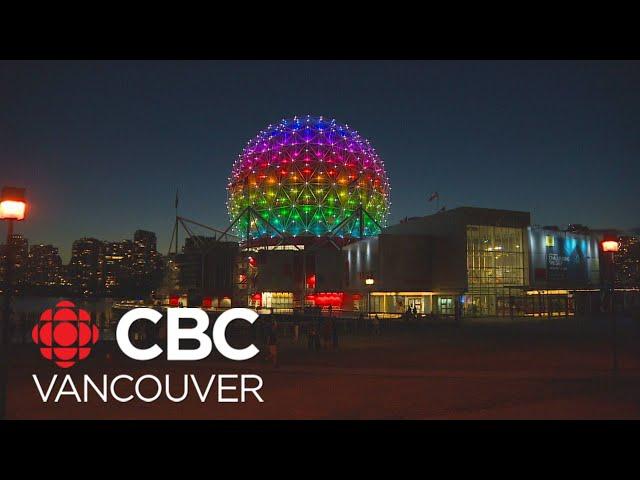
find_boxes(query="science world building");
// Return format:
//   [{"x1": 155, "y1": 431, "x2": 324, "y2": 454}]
[
  {"x1": 224, "y1": 115, "x2": 391, "y2": 311},
  {"x1": 170, "y1": 114, "x2": 630, "y2": 317}
]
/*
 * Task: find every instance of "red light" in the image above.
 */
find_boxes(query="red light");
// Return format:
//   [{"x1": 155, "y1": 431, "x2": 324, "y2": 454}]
[
  {"x1": 169, "y1": 295, "x2": 180, "y2": 307},
  {"x1": 306, "y1": 292, "x2": 344, "y2": 308},
  {"x1": 306, "y1": 274, "x2": 316, "y2": 289},
  {"x1": 602, "y1": 240, "x2": 619, "y2": 252},
  {"x1": 202, "y1": 297, "x2": 213, "y2": 308}
]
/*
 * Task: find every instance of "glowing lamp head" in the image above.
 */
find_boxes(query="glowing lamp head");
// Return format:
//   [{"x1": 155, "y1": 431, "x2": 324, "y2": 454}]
[
  {"x1": 0, "y1": 187, "x2": 27, "y2": 221},
  {"x1": 601, "y1": 240, "x2": 619, "y2": 253},
  {"x1": 365, "y1": 277, "x2": 375, "y2": 285}
]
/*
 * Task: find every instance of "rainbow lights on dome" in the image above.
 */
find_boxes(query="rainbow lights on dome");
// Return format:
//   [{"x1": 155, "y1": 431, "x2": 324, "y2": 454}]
[{"x1": 227, "y1": 115, "x2": 390, "y2": 241}]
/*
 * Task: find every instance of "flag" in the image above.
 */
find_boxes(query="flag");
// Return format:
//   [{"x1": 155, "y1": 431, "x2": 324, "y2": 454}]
[
  {"x1": 175, "y1": 189, "x2": 179, "y2": 209},
  {"x1": 428, "y1": 191, "x2": 439, "y2": 202}
]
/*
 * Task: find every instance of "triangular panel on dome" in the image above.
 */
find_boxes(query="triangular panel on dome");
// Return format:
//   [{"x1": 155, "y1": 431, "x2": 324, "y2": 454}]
[
  {"x1": 224, "y1": 206, "x2": 289, "y2": 246},
  {"x1": 328, "y1": 205, "x2": 383, "y2": 240}
]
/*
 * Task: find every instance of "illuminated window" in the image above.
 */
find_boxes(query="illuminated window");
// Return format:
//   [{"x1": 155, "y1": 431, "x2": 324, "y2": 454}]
[{"x1": 466, "y1": 225, "x2": 528, "y2": 315}]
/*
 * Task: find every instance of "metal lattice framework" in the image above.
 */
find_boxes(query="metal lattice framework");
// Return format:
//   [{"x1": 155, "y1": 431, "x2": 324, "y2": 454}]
[{"x1": 227, "y1": 115, "x2": 390, "y2": 241}]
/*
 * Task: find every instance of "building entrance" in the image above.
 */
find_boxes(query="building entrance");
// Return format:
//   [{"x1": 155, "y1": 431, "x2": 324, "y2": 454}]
[
  {"x1": 438, "y1": 297, "x2": 454, "y2": 315},
  {"x1": 406, "y1": 297, "x2": 423, "y2": 313}
]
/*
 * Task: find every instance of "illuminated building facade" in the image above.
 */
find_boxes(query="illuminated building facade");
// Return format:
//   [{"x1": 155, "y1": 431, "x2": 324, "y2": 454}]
[
  {"x1": 246, "y1": 245, "x2": 346, "y2": 311},
  {"x1": 103, "y1": 240, "x2": 134, "y2": 292},
  {"x1": 132, "y1": 230, "x2": 163, "y2": 290},
  {"x1": 614, "y1": 235, "x2": 640, "y2": 287},
  {"x1": 70, "y1": 232, "x2": 164, "y2": 296},
  {"x1": 27, "y1": 244, "x2": 64, "y2": 286},
  {"x1": 69, "y1": 237, "x2": 105, "y2": 294},
  {"x1": 0, "y1": 234, "x2": 29, "y2": 286},
  {"x1": 345, "y1": 207, "x2": 608, "y2": 317}
]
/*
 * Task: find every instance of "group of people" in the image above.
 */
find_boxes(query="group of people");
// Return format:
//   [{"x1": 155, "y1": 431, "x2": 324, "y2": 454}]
[
  {"x1": 305, "y1": 316, "x2": 339, "y2": 352},
  {"x1": 404, "y1": 305, "x2": 420, "y2": 320},
  {"x1": 258, "y1": 314, "x2": 344, "y2": 368},
  {"x1": 356, "y1": 312, "x2": 381, "y2": 335}
]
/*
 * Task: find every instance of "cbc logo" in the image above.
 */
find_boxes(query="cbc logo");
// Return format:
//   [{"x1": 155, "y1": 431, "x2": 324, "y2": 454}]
[
  {"x1": 32, "y1": 300, "x2": 100, "y2": 368},
  {"x1": 32, "y1": 302, "x2": 259, "y2": 369}
]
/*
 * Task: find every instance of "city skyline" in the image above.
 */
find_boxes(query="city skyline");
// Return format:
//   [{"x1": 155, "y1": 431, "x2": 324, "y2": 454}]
[
  {"x1": 0, "y1": 229, "x2": 164, "y2": 296},
  {"x1": 2, "y1": 61, "x2": 639, "y2": 262}
]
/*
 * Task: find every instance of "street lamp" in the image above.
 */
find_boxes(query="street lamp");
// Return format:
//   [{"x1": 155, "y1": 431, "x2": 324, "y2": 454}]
[
  {"x1": 1, "y1": 186, "x2": 27, "y2": 420},
  {"x1": 601, "y1": 240, "x2": 619, "y2": 253},
  {"x1": 0, "y1": 187, "x2": 27, "y2": 222},
  {"x1": 601, "y1": 238, "x2": 619, "y2": 377},
  {"x1": 365, "y1": 275, "x2": 375, "y2": 316}
]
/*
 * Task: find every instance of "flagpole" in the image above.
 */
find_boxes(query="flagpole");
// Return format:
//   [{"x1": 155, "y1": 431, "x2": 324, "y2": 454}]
[{"x1": 175, "y1": 188, "x2": 179, "y2": 256}]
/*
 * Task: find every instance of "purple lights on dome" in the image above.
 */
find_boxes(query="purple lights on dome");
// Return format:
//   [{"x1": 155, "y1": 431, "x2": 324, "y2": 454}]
[{"x1": 227, "y1": 115, "x2": 390, "y2": 240}]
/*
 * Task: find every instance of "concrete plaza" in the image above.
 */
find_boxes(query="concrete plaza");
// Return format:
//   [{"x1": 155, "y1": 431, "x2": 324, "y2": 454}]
[{"x1": 6, "y1": 315, "x2": 640, "y2": 419}]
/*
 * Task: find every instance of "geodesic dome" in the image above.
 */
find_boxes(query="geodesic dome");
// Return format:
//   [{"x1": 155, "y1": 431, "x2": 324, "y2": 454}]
[{"x1": 227, "y1": 115, "x2": 390, "y2": 241}]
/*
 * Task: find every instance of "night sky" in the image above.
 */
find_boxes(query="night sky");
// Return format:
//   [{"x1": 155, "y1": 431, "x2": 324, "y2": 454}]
[{"x1": 1, "y1": 60, "x2": 639, "y2": 261}]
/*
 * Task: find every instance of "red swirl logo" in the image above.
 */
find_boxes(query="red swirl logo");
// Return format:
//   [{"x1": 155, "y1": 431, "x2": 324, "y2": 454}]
[{"x1": 31, "y1": 300, "x2": 100, "y2": 368}]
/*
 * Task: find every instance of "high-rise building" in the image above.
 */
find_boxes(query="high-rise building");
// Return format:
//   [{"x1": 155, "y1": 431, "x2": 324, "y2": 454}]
[
  {"x1": 616, "y1": 235, "x2": 640, "y2": 287},
  {"x1": 0, "y1": 234, "x2": 29, "y2": 286},
  {"x1": 68, "y1": 232, "x2": 163, "y2": 296},
  {"x1": 103, "y1": 240, "x2": 134, "y2": 292},
  {"x1": 132, "y1": 230, "x2": 163, "y2": 291},
  {"x1": 27, "y1": 244, "x2": 63, "y2": 286},
  {"x1": 69, "y1": 237, "x2": 105, "y2": 294}
]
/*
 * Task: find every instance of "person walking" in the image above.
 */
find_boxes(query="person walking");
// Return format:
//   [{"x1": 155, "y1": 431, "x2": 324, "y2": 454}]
[
  {"x1": 322, "y1": 317, "x2": 331, "y2": 350},
  {"x1": 293, "y1": 316, "x2": 300, "y2": 344},
  {"x1": 331, "y1": 316, "x2": 339, "y2": 350},
  {"x1": 454, "y1": 297, "x2": 463, "y2": 323},
  {"x1": 314, "y1": 317, "x2": 322, "y2": 351},
  {"x1": 307, "y1": 321, "x2": 315, "y2": 350},
  {"x1": 373, "y1": 314, "x2": 380, "y2": 335},
  {"x1": 308, "y1": 321, "x2": 320, "y2": 352},
  {"x1": 266, "y1": 321, "x2": 278, "y2": 367}
]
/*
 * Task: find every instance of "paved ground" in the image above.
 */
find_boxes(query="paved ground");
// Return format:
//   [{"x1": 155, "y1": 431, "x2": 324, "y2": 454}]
[{"x1": 7, "y1": 315, "x2": 640, "y2": 419}]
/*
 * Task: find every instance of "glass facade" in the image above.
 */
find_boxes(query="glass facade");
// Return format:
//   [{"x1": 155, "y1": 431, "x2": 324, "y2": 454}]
[
  {"x1": 466, "y1": 225, "x2": 528, "y2": 315},
  {"x1": 369, "y1": 293, "x2": 433, "y2": 314}
]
